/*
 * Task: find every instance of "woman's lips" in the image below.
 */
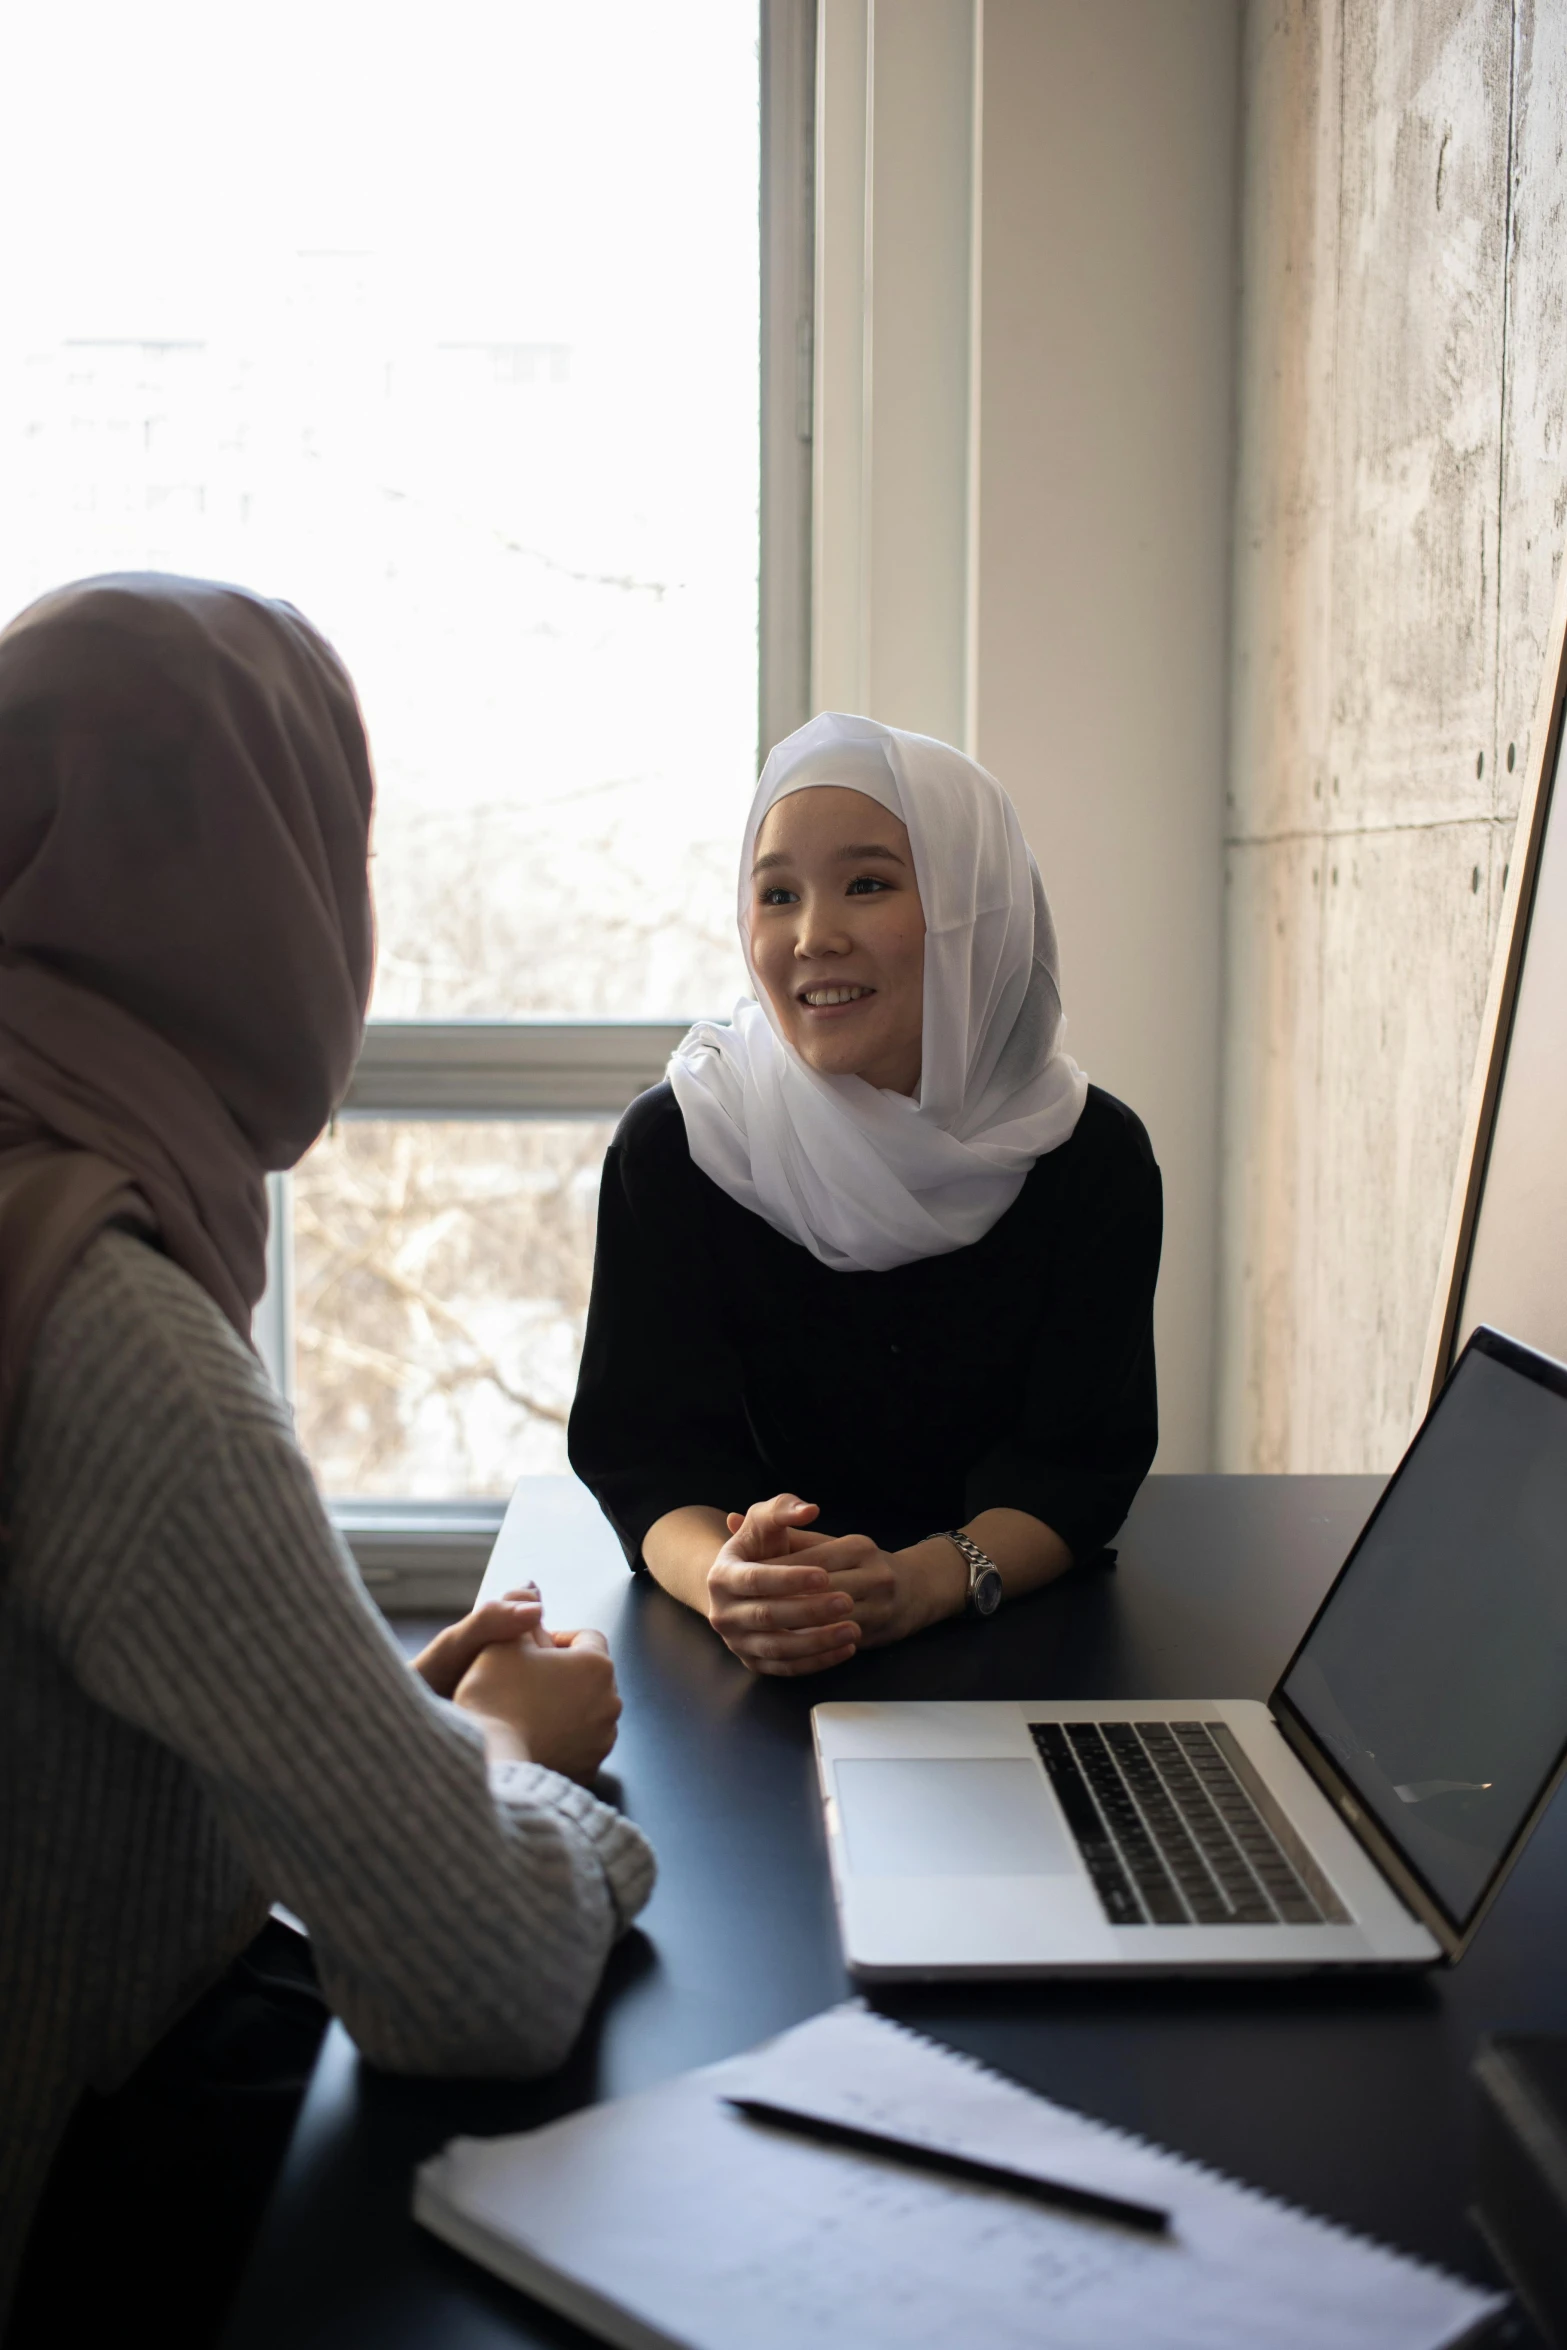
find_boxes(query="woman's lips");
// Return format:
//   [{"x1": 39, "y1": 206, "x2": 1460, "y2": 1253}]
[{"x1": 797, "y1": 983, "x2": 875, "y2": 1010}]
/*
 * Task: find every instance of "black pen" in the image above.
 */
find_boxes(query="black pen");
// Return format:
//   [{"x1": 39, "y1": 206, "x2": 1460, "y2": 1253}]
[{"x1": 723, "y1": 2096, "x2": 1171, "y2": 2234}]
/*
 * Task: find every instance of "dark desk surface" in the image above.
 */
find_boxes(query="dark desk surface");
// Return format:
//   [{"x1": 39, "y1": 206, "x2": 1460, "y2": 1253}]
[{"x1": 222, "y1": 1475, "x2": 1566, "y2": 2349}]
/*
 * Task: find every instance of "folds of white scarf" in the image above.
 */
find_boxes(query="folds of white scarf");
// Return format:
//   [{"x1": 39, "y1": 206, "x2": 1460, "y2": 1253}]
[{"x1": 669, "y1": 712, "x2": 1086, "y2": 1273}]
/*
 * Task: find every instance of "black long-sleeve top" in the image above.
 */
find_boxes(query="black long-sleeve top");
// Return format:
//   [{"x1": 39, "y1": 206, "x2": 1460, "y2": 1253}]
[{"x1": 568, "y1": 1080, "x2": 1162, "y2": 1566}]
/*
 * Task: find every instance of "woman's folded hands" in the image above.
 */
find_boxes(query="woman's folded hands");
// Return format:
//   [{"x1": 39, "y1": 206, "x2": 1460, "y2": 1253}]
[
  {"x1": 704, "y1": 1496, "x2": 968, "y2": 1678},
  {"x1": 412, "y1": 1588, "x2": 623, "y2": 1783}
]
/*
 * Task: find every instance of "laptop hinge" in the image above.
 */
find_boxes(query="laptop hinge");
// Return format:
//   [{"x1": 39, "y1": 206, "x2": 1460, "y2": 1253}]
[{"x1": 1269, "y1": 1703, "x2": 1463, "y2": 1961}]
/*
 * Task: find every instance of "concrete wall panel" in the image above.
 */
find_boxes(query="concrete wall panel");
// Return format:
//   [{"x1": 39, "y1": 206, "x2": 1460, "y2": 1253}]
[
  {"x1": 1221, "y1": 0, "x2": 1567, "y2": 1471},
  {"x1": 1306, "y1": 820, "x2": 1499, "y2": 1464},
  {"x1": 1228, "y1": 0, "x2": 1341, "y2": 847},
  {"x1": 1215, "y1": 834, "x2": 1326, "y2": 1470},
  {"x1": 1496, "y1": 1, "x2": 1567, "y2": 827},
  {"x1": 1327, "y1": 0, "x2": 1509, "y2": 836}
]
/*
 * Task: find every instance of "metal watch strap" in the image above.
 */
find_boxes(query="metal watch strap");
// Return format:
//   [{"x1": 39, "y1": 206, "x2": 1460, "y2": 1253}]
[{"x1": 931, "y1": 1528, "x2": 1004, "y2": 1616}]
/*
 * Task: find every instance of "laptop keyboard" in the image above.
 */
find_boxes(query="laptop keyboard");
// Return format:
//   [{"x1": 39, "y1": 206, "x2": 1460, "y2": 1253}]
[{"x1": 1029, "y1": 1720, "x2": 1348, "y2": 1928}]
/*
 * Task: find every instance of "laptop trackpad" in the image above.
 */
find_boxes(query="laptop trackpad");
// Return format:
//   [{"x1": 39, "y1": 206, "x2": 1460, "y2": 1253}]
[{"x1": 835, "y1": 1758, "x2": 1076, "y2": 1877}]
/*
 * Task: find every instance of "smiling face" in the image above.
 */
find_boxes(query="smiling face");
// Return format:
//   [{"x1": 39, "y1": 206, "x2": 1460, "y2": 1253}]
[{"x1": 748, "y1": 784, "x2": 926, "y2": 1095}]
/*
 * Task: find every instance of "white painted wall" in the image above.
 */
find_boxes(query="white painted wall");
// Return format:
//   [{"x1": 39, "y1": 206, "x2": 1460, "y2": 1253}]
[
  {"x1": 813, "y1": 0, "x2": 1242, "y2": 1469},
  {"x1": 974, "y1": 0, "x2": 1240, "y2": 1472}
]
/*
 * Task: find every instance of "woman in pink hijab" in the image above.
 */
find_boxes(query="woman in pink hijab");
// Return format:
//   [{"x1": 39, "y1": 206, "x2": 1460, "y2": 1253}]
[{"x1": 0, "y1": 577, "x2": 653, "y2": 2346}]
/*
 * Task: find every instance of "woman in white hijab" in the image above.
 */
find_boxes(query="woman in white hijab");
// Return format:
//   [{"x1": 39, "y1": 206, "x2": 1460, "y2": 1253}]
[{"x1": 568, "y1": 713, "x2": 1161, "y2": 1674}]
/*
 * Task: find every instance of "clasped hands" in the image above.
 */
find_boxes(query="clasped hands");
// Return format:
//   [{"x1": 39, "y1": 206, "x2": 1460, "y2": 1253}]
[
  {"x1": 412, "y1": 1585, "x2": 622, "y2": 1784},
  {"x1": 705, "y1": 1495, "x2": 967, "y2": 1679}
]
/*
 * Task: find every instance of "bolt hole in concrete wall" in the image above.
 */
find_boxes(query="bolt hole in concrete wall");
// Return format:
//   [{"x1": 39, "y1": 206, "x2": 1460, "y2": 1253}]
[{"x1": 1217, "y1": 0, "x2": 1567, "y2": 1472}]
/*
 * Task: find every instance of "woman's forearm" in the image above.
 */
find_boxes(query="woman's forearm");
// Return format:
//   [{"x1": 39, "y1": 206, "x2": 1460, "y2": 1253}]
[
  {"x1": 641, "y1": 1505, "x2": 731, "y2": 1612},
  {"x1": 966, "y1": 1506, "x2": 1074, "y2": 1597},
  {"x1": 895, "y1": 1508, "x2": 1073, "y2": 1632}
]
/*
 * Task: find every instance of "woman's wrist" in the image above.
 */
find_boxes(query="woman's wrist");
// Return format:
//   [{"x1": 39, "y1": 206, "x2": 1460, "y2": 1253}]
[
  {"x1": 897, "y1": 1535, "x2": 969, "y2": 1633},
  {"x1": 642, "y1": 1506, "x2": 732, "y2": 1615},
  {"x1": 458, "y1": 1704, "x2": 532, "y2": 1767}
]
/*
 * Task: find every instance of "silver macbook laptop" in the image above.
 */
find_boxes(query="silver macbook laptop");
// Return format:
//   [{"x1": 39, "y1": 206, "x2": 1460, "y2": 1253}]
[{"x1": 814, "y1": 1326, "x2": 1567, "y2": 1978}]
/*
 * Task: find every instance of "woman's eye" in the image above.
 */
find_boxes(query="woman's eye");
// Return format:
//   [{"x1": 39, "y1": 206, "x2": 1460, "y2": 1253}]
[
  {"x1": 845, "y1": 874, "x2": 890, "y2": 896},
  {"x1": 758, "y1": 885, "x2": 799, "y2": 906}
]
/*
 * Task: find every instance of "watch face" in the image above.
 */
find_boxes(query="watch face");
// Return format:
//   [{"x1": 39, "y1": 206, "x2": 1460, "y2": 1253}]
[{"x1": 973, "y1": 1565, "x2": 1004, "y2": 1617}]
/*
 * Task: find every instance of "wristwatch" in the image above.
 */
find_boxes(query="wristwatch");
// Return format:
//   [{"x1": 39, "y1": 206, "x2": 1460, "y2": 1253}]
[{"x1": 933, "y1": 1528, "x2": 1004, "y2": 1617}]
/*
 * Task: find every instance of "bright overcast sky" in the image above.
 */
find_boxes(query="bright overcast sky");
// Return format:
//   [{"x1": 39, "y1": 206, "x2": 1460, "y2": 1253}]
[{"x1": 0, "y1": 1, "x2": 760, "y2": 1016}]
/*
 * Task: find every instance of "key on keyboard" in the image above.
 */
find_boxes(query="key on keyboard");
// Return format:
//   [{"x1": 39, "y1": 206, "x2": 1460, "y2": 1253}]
[{"x1": 1029, "y1": 1720, "x2": 1343, "y2": 1928}]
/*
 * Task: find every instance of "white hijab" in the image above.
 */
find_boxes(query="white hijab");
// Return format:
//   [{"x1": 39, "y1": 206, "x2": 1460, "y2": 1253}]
[{"x1": 667, "y1": 712, "x2": 1087, "y2": 1273}]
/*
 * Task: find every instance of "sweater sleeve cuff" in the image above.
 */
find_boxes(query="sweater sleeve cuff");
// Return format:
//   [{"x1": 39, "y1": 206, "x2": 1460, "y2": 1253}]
[{"x1": 488, "y1": 1758, "x2": 657, "y2": 1929}]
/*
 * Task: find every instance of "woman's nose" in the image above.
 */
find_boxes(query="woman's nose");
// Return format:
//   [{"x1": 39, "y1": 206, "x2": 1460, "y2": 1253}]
[{"x1": 795, "y1": 910, "x2": 850, "y2": 958}]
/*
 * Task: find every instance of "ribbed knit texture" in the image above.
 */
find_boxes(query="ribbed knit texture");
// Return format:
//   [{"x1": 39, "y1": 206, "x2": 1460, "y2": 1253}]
[{"x1": 0, "y1": 1230, "x2": 655, "y2": 2324}]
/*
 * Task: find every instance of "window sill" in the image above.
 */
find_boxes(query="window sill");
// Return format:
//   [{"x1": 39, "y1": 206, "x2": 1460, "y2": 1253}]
[{"x1": 331, "y1": 1498, "x2": 505, "y2": 1614}]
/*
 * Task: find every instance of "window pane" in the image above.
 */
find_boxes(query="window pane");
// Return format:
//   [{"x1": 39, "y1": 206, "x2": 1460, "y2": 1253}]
[
  {"x1": 0, "y1": 0, "x2": 757, "y2": 1019},
  {"x1": 292, "y1": 1121, "x2": 613, "y2": 1498}
]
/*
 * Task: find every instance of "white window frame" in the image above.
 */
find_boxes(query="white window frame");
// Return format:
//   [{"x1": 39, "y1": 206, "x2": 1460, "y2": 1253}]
[
  {"x1": 272, "y1": 1, "x2": 817, "y2": 1609},
  {"x1": 761, "y1": 0, "x2": 816, "y2": 758},
  {"x1": 267, "y1": 1020, "x2": 686, "y2": 1606}
]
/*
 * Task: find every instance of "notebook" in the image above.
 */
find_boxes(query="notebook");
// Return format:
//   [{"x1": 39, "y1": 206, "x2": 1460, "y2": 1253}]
[{"x1": 414, "y1": 2005, "x2": 1504, "y2": 2350}]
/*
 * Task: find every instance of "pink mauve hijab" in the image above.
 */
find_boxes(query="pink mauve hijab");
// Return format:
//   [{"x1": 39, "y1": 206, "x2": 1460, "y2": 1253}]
[{"x1": 0, "y1": 574, "x2": 374, "y2": 1454}]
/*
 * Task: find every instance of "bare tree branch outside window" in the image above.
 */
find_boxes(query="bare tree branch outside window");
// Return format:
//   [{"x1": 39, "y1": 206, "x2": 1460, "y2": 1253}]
[{"x1": 293, "y1": 1120, "x2": 616, "y2": 1496}]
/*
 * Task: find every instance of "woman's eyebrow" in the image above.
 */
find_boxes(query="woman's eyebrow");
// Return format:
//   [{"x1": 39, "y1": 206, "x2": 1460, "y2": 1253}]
[{"x1": 751, "y1": 840, "x2": 906, "y2": 876}]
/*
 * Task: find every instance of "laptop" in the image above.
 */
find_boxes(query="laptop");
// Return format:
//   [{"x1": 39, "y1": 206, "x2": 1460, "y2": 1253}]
[{"x1": 813, "y1": 1325, "x2": 1567, "y2": 1978}]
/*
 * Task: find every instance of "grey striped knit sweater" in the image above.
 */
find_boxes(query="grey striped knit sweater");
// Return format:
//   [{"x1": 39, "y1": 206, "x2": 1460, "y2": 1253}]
[{"x1": 0, "y1": 1229, "x2": 655, "y2": 2321}]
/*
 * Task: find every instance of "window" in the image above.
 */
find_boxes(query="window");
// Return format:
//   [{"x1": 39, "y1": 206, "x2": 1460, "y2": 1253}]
[{"x1": 2, "y1": 3, "x2": 814, "y2": 1583}]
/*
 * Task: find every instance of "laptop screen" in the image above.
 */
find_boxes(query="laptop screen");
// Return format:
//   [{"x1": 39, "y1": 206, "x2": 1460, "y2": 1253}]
[{"x1": 1275, "y1": 1331, "x2": 1567, "y2": 1934}]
